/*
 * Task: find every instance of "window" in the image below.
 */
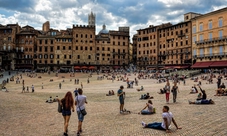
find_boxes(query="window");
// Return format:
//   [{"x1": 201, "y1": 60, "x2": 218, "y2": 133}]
[
  {"x1": 80, "y1": 46, "x2": 83, "y2": 50},
  {"x1": 64, "y1": 55, "x2": 66, "y2": 59},
  {"x1": 209, "y1": 33, "x2": 212, "y2": 41},
  {"x1": 200, "y1": 48, "x2": 204, "y2": 57},
  {"x1": 192, "y1": 26, "x2": 196, "y2": 34},
  {"x1": 113, "y1": 41, "x2": 115, "y2": 45},
  {"x1": 81, "y1": 34, "x2": 83, "y2": 38},
  {"x1": 76, "y1": 34, "x2": 78, "y2": 38},
  {"x1": 45, "y1": 46, "x2": 48, "y2": 52},
  {"x1": 57, "y1": 55, "x2": 59, "y2": 59},
  {"x1": 63, "y1": 46, "x2": 65, "y2": 50},
  {"x1": 57, "y1": 46, "x2": 60, "y2": 50},
  {"x1": 193, "y1": 36, "x2": 196, "y2": 43},
  {"x1": 69, "y1": 46, "x2": 71, "y2": 50},
  {"x1": 77, "y1": 55, "x2": 80, "y2": 59},
  {"x1": 76, "y1": 46, "x2": 78, "y2": 50},
  {"x1": 85, "y1": 47, "x2": 87, "y2": 50},
  {"x1": 123, "y1": 42, "x2": 125, "y2": 46},
  {"x1": 50, "y1": 54, "x2": 54, "y2": 59},
  {"x1": 209, "y1": 47, "x2": 212, "y2": 56},
  {"x1": 88, "y1": 55, "x2": 91, "y2": 59},
  {"x1": 219, "y1": 18, "x2": 223, "y2": 27},
  {"x1": 219, "y1": 30, "x2": 223, "y2": 39},
  {"x1": 199, "y1": 23, "x2": 203, "y2": 31},
  {"x1": 39, "y1": 47, "x2": 42, "y2": 52},
  {"x1": 118, "y1": 42, "x2": 120, "y2": 45},
  {"x1": 108, "y1": 47, "x2": 110, "y2": 51},
  {"x1": 193, "y1": 49, "x2": 196, "y2": 56},
  {"x1": 102, "y1": 47, "x2": 105, "y2": 51},
  {"x1": 90, "y1": 35, "x2": 92, "y2": 38},
  {"x1": 39, "y1": 54, "x2": 42, "y2": 59},
  {"x1": 199, "y1": 34, "x2": 203, "y2": 41},
  {"x1": 220, "y1": 46, "x2": 223, "y2": 55},
  {"x1": 90, "y1": 47, "x2": 92, "y2": 51},
  {"x1": 186, "y1": 40, "x2": 188, "y2": 45},
  {"x1": 45, "y1": 40, "x2": 48, "y2": 44},
  {"x1": 51, "y1": 40, "x2": 53, "y2": 44},
  {"x1": 69, "y1": 55, "x2": 71, "y2": 59},
  {"x1": 39, "y1": 40, "x2": 42, "y2": 44},
  {"x1": 97, "y1": 47, "x2": 99, "y2": 50},
  {"x1": 44, "y1": 54, "x2": 48, "y2": 59},
  {"x1": 208, "y1": 21, "x2": 212, "y2": 29}
]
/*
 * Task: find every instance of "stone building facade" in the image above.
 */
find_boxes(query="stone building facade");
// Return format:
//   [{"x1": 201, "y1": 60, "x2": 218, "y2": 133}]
[{"x1": 191, "y1": 7, "x2": 227, "y2": 68}]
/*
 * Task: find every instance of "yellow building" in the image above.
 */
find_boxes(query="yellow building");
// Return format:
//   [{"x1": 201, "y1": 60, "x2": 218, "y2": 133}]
[{"x1": 191, "y1": 7, "x2": 227, "y2": 68}]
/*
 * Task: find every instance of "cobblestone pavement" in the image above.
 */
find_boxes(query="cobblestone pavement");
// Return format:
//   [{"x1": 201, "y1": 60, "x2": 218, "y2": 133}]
[{"x1": 0, "y1": 72, "x2": 226, "y2": 136}]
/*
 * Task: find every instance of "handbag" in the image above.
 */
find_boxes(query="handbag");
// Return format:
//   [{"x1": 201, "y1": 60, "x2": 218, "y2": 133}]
[
  {"x1": 58, "y1": 101, "x2": 63, "y2": 113},
  {"x1": 77, "y1": 96, "x2": 87, "y2": 116}
]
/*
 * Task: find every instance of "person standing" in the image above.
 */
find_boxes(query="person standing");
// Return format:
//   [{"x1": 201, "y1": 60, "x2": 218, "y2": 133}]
[
  {"x1": 165, "y1": 80, "x2": 170, "y2": 103},
  {"x1": 171, "y1": 82, "x2": 179, "y2": 103},
  {"x1": 59, "y1": 83, "x2": 62, "y2": 89},
  {"x1": 81, "y1": 82, "x2": 83, "y2": 89},
  {"x1": 217, "y1": 75, "x2": 221, "y2": 89},
  {"x1": 58, "y1": 91, "x2": 74, "y2": 136},
  {"x1": 141, "y1": 106, "x2": 182, "y2": 133},
  {"x1": 118, "y1": 85, "x2": 125, "y2": 113},
  {"x1": 31, "y1": 85, "x2": 34, "y2": 93},
  {"x1": 75, "y1": 88, "x2": 87, "y2": 136}
]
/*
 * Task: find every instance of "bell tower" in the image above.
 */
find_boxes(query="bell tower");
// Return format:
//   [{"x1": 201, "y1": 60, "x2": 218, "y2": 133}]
[{"x1": 88, "y1": 11, "x2": 96, "y2": 26}]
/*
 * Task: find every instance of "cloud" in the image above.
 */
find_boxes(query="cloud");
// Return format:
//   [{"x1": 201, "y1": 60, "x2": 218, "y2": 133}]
[{"x1": 0, "y1": 0, "x2": 226, "y2": 41}]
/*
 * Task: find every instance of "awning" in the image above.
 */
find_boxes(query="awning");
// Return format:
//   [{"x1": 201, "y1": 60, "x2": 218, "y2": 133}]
[
  {"x1": 74, "y1": 66, "x2": 81, "y2": 69},
  {"x1": 191, "y1": 62, "x2": 213, "y2": 68},
  {"x1": 81, "y1": 66, "x2": 88, "y2": 69},
  {"x1": 113, "y1": 66, "x2": 120, "y2": 69},
  {"x1": 88, "y1": 66, "x2": 95, "y2": 69},
  {"x1": 210, "y1": 61, "x2": 227, "y2": 68}
]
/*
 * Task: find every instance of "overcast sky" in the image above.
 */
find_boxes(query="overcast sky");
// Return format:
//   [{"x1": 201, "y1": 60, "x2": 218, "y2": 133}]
[{"x1": 0, "y1": 0, "x2": 227, "y2": 41}]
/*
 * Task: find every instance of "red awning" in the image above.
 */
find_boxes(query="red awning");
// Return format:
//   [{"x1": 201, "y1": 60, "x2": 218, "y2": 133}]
[
  {"x1": 88, "y1": 66, "x2": 95, "y2": 69},
  {"x1": 74, "y1": 66, "x2": 81, "y2": 69},
  {"x1": 81, "y1": 66, "x2": 88, "y2": 69},
  {"x1": 191, "y1": 62, "x2": 213, "y2": 68},
  {"x1": 210, "y1": 61, "x2": 227, "y2": 67}
]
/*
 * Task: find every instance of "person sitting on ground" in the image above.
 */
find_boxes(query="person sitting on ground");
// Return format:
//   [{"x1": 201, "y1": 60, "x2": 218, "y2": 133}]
[
  {"x1": 198, "y1": 85, "x2": 207, "y2": 99},
  {"x1": 141, "y1": 106, "x2": 182, "y2": 133},
  {"x1": 158, "y1": 88, "x2": 166, "y2": 94},
  {"x1": 214, "y1": 87, "x2": 226, "y2": 96},
  {"x1": 188, "y1": 99, "x2": 215, "y2": 104},
  {"x1": 197, "y1": 93, "x2": 202, "y2": 100},
  {"x1": 138, "y1": 100, "x2": 155, "y2": 115},
  {"x1": 193, "y1": 85, "x2": 198, "y2": 93},
  {"x1": 140, "y1": 93, "x2": 154, "y2": 100},
  {"x1": 190, "y1": 86, "x2": 197, "y2": 94},
  {"x1": 220, "y1": 83, "x2": 226, "y2": 89},
  {"x1": 137, "y1": 86, "x2": 144, "y2": 91},
  {"x1": 53, "y1": 96, "x2": 58, "y2": 102},
  {"x1": 46, "y1": 96, "x2": 53, "y2": 103},
  {"x1": 106, "y1": 90, "x2": 115, "y2": 96}
]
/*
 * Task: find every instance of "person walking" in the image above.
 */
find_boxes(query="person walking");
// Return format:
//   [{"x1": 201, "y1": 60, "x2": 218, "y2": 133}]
[
  {"x1": 141, "y1": 106, "x2": 182, "y2": 133},
  {"x1": 118, "y1": 85, "x2": 125, "y2": 113},
  {"x1": 75, "y1": 88, "x2": 87, "y2": 136},
  {"x1": 171, "y1": 82, "x2": 179, "y2": 103},
  {"x1": 58, "y1": 91, "x2": 74, "y2": 136},
  {"x1": 165, "y1": 80, "x2": 170, "y2": 103}
]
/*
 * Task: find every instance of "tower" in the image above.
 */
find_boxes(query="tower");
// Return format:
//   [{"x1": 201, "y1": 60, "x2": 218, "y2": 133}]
[{"x1": 88, "y1": 12, "x2": 96, "y2": 26}]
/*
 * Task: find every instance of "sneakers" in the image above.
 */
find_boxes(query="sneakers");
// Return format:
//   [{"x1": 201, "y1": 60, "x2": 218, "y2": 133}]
[
  {"x1": 77, "y1": 132, "x2": 80, "y2": 136},
  {"x1": 63, "y1": 132, "x2": 68, "y2": 136},
  {"x1": 188, "y1": 100, "x2": 191, "y2": 104},
  {"x1": 120, "y1": 111, "x2": 123, "y2": 114},
  {"x1": 141, "y1": 121, "x2": 146, "y2": 127}
]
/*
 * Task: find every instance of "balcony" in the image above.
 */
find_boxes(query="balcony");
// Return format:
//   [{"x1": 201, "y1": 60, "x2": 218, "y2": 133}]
[
  {"x1": 195, "y1": 36, "x2": 227, "y2": 45},
  {"x1": 193, "y1": 52, "x2": 227, "y2": 59}
]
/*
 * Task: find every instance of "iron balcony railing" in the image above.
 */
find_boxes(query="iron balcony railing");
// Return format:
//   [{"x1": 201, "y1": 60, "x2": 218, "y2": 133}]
[
  {"x1": 193, "y1": 52, "x2": 227, "y2": 58},
  {"x1": 195, "y1": 36, "x2": 227, "y2": 45}
]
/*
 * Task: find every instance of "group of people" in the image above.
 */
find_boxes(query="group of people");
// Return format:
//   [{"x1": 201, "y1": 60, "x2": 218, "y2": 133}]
[
  {"x1": 58, "y1": 89, "x2": 87, "y2": 136},
  {"x1": 158, "y1": 79, "x2": 180, "y2": 103}
]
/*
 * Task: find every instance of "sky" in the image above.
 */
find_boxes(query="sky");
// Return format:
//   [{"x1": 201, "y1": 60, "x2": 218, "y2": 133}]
[{"x1": 0, "y1": 0, "x2": 227, "y2": 41}]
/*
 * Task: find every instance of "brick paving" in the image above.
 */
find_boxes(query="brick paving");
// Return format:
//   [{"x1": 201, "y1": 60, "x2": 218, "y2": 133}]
[{"x1": 0, "y1": 72, "x2": 226, "y2": 136}]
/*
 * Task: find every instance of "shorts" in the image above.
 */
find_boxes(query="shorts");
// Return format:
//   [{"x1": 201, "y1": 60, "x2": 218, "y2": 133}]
[
  {"x1": 195, "y1": 100, "x2": 202, "y2": 104},
  {"x1": 62, "y1": 110, "x2": 71, "y2": 116},
  {"x1": 77, "y1": 111, "x2": 84, "y2": 122},
  {"x1": 119, "y1": 98, "x2": 124, "y2": 104}
]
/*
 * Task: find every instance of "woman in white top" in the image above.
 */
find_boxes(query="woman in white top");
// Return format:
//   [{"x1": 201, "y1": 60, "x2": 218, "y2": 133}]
[{"x1": 138, "y1": 100, "x2": 155, "y2": 115}]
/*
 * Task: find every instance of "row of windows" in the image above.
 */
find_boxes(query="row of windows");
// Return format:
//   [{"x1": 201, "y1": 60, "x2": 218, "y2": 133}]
[
  {"x1": 193, "y1": 46, "x2": 224, "y2": 56},
  {"x1": 75, "y1": 34, "x2": 93, "y2": 38},
  {"x1": 138, "y1": 40, "x2": 188, "y2": 48},
  {"x1": 193, "y1": 30, "x2": 223, "y2": 43},
  {"x1": 56, "y1": 39, "x2": 72, "y2": 42},
  {"x1": 193, "y1": 18, "x2": 223, "y2": 33},
  {"x1": 138, "y1": 49, "x2": 156, "y2": 55}
]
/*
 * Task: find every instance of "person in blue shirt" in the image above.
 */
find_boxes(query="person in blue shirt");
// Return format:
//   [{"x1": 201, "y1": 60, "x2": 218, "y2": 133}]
[{"x1": 118, "y1": 85, "x2": 125, "y2": 113}]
